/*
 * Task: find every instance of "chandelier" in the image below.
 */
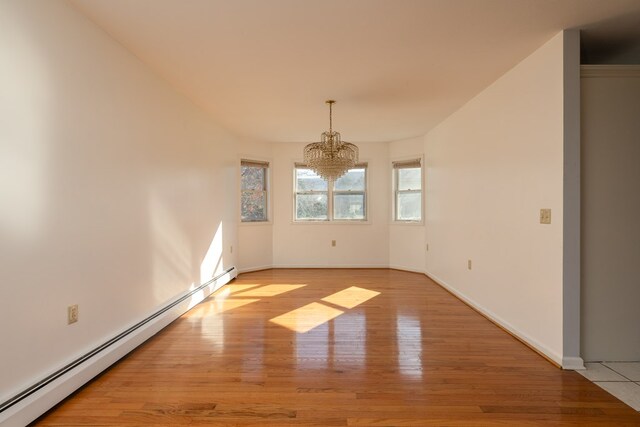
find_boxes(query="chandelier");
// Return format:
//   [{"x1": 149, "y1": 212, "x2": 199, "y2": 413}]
[{"x1": 303, "y1": 100, "x2": 358, "y2": 181}]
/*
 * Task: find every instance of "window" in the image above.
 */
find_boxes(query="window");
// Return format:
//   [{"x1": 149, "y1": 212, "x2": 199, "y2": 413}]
[
  {"x1": 241, "y1": 159, "x2": 269, "y2": 222},
  {"x1": 333, "y1": 167, "x2": 366, "y2": 220},
  {"x1": 295, "y1": 166, "x2": 328, "y2": 221},
  {"x1": 294, "y1": 163, "x2": 367, "y2": 221},
  {"x1": 393, "y1": 159, "x2": 422, "y2": 222}
]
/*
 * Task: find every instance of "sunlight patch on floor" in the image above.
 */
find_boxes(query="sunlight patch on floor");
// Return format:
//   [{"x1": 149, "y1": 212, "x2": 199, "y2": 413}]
[
  {"x1": 186, "y1": 297, "x2": 260, "y2": 318},
  {"x1": 234, "y1": 284, "x2": 306, "y2": 298},
  {"x1": 212, "y1": 298, "x2": 260, "y2": 314},
  {"x1": 225, "y1": 284, "x2": 263, "y2": 294},
  {"x1": 270, "y1": 302, "x2": 343, "y2": 333},
  {"x1": 321, "y1": 286, "x2": 380, "y2": 309}
]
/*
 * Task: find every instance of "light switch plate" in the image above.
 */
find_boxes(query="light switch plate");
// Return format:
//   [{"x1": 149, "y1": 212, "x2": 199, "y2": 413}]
[{"x1": 540, "y1": 208, "x2": 551, "y2": 224}]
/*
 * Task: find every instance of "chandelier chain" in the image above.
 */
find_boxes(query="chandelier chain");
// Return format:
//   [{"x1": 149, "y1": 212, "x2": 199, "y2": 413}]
[{"x1": 329, "y1": 101, "x2": 333, "y2": 133}]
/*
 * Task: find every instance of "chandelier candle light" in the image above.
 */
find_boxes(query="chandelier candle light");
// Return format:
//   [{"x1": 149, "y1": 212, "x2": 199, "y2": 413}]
[{"x1": 303, "y1": 100, "x2": 359, "y2": 182}]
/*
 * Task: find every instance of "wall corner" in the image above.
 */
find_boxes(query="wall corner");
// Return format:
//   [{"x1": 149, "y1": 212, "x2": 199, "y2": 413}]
[{"x1": 562, "y1": 29, "x2": 582, "y2": 364}]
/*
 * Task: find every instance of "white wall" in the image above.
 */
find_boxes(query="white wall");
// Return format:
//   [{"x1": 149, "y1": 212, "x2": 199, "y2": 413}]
[
  {"x1": 271, "y1": 141, "x2": 390, "y2": 268},
  {"x1": 0, "y1": 0, "x2": 258, "y2": 402},
  {"x1": 581, "y1": 66, "x2": 640, "y2": 361},
  {"x1": 238, "y1": 223, "x2": 273, "y2": 272},
  {"x1": 424, "y1": 32, "x2": 566, "y2": 364},
  {"x1": 389, "y1": 137, "x2": 426, "y2": 273}
]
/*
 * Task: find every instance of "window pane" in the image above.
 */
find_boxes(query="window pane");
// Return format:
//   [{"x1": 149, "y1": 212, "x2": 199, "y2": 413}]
[
  {"x1": 334, "y1": 168, "x2": 365, "y2": 191},
  {"x1": 334, "y1": 194, "x2": 365, "y2": 220},
  {"x1": 241, "y1": 166, "x2": 265, "y2": 191},
  {"x1": 398, "y1": 168, "x2": 421, "y2": 191},
  {"x1": 397, "y1": 192, "x2": 421, "y2": 221},
  {"x1": 241, "y1": 191, "x2": 266, "y2": 221},
  {"x1": 296, "y1": 168, "x2": 327, "y2": 191},
  {"x1": 296, "y1": 194, "x2": 328, "y2": 220}
]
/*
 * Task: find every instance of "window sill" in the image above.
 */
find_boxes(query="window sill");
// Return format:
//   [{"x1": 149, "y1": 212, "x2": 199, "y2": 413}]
[
  {"x1": 291, "y1": 220, "x2": 371, "y2": 225},
  {"x1": 239, "y1": 220, "x2": 273, "y2": 226}
]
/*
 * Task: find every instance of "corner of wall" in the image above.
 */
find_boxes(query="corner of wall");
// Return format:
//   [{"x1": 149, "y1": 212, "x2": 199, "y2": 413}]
[{"x1": 561, "y1": 28, "x2": 582, "y2": 365}]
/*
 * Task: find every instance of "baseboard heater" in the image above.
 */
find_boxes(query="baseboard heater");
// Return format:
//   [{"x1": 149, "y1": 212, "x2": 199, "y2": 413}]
[{"x1": 0, "y1": 267, "x2": 237, "y2": 421}]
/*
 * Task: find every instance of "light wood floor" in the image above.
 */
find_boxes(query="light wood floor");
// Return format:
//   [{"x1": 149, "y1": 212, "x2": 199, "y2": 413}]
[{"x1": 35, "y1": 269, "x2": 640, "y2": 426}]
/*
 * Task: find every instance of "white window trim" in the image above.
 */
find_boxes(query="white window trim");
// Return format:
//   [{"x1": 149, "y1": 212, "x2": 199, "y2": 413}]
[
  {"x1": 293, "y1": 162, "x2": 370, "y2": 224},
  {"x1": 239, "y1": 156, "x2": 272, "y2": 225},
  {"x1": 391, "y1": 155, "x2": 425, "y2": 225}
]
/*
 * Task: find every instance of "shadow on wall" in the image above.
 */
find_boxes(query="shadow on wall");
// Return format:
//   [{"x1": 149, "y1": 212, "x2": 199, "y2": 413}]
[
  {"x1": 150, "y1": 190, "x2": 193, "y2": 303},
  {"x1": 581, "y1": 11, "x2": 640, "y2": 64},
  {"x1": 0, "y1": 0, "x2": 236, "y2": 400}
]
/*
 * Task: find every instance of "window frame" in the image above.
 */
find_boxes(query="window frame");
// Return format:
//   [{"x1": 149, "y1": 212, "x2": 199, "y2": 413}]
[
  {"x1": 240, "y1": 159, "x2": 270, "y2": 223},
  {"x1": 293, "y1": 163, "x2": 368, "y2": 223},
  {"x1": 392, "y1": 157, "x2": 424, "y2": 224}
]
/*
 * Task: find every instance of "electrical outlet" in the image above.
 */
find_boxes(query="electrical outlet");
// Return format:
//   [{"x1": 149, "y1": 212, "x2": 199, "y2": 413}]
[
  {"x1": 468, "y1": 260, "x2": 472, "y2": 270},
  {"x1": 68, "y1": 305, "x2": 78, "y2": 324},
  {"x1": 540, "y1": 208, "x2": 551, "y2": 224},
  {"x1": 331, "y1": 240, "x2": 336, "y2": 247}
]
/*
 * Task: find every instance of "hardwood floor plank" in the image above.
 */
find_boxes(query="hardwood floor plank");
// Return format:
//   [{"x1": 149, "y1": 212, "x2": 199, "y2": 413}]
[{"x1": 33, "y1": 269, "x2": 640, "y2": 426}]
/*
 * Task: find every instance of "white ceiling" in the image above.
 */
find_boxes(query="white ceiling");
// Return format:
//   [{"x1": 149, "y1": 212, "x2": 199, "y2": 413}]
[{"x1": 71, "y1": 0, "x2": 640, "y2": 143}]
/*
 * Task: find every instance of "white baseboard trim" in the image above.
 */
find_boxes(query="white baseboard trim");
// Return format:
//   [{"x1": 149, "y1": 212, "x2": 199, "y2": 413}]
[
  {"x1": 237, "y1": 265, "x2": 274, "y2": 274},
  {"x1": 271, "y1": 264, "x2": 389, "y2": 269},
  {"x1": 388, "y1": 265, "x2": 426, "y2": 274},
  {"x1": 0, "y1": 267, "x2": 237, "y2": 427},
  {"x1": 562, "y1": 356, "x2": 585, "y2": 370},
  {"x1": 239, "y1": 265, "x2": 425, "y2": 273},
  {"x1": 425, "y1": 270, "x2": 564, "y2": 368}
]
